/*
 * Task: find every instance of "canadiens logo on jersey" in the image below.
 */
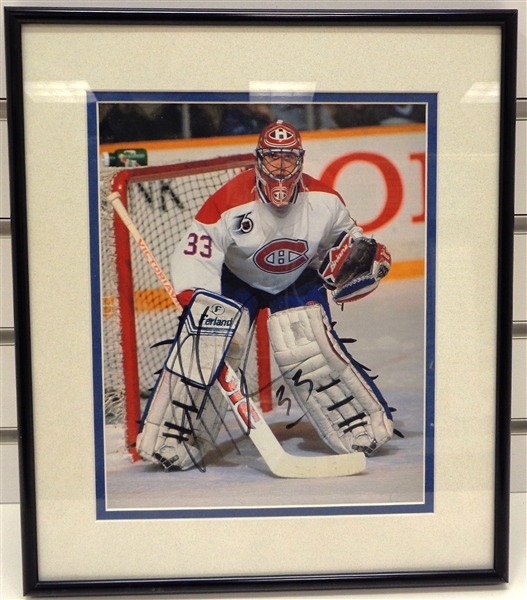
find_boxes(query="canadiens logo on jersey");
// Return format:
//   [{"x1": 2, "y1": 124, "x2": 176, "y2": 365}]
[{"x1": 253, "y1": 239, "x2": 309, "y2": 274}]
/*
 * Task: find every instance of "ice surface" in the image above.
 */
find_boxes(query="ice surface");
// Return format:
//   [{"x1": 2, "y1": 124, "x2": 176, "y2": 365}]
[{"x1": 102, "y1": 277, "x2": 429, "y2": 515}]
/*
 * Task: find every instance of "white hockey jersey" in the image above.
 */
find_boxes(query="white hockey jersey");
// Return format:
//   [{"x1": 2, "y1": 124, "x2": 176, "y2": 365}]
[{"x1": 170, "y1": 169, "x2": 362, "y2": 295}]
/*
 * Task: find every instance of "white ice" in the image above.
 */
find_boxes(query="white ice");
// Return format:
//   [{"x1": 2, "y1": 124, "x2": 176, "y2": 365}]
[{"x1": 103, "y1": 277, "x2": 428, "y2": 514}]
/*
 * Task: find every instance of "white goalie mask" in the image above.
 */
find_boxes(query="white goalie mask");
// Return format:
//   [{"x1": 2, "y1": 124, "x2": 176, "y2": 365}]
[{"x1": 255, "y1": 120, "x2": 305, "y2": 207}]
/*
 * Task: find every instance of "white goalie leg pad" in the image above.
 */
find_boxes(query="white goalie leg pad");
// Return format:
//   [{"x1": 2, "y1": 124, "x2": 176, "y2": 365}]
[
  {"x1": 224, "y1": 306, "x2": 251, "y2": 372},
  {"x1": 136, "y1": 291, "x2": 250, "y2": 470},
  {"x1": 136, "y1": 369, "x2": 229, "y2": 470},
  {"x1": 268, "y1": 304, "x2": 393, "y2": 456},
  {"x1": 166, "y1": 289, "x2": 245, "y2": 388}
]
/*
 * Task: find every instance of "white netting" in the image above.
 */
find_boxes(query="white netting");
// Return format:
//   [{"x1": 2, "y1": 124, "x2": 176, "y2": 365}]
[{"x1": 99, "y1": 157, "x2": 256, "y2": 427}]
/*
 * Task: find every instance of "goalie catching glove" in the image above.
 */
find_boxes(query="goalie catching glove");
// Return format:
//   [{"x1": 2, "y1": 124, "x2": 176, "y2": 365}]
[{"x1": 319, "y1": 233, "x2": 391, "y2": 304}]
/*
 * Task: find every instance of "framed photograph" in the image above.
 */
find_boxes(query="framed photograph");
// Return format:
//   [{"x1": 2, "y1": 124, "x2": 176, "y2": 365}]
[{"x1": 6, "y1": 7, "x2": 517, "y2": 596}]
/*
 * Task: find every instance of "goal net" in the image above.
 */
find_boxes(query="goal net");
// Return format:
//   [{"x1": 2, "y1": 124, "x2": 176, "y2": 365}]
[{"x1": 99, "y1": 153, "x2": 272, "y2": 458}]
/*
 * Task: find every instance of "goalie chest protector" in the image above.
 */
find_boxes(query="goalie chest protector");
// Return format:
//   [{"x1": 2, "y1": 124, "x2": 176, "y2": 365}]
[{"x1": 171, "y1": 170, "x2": 358, "y2": 296}]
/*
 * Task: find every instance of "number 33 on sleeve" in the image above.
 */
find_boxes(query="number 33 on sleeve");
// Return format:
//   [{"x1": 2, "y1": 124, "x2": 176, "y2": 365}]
[{"x1": 183, "y1": 232, "x2": 213, "y2": 258}]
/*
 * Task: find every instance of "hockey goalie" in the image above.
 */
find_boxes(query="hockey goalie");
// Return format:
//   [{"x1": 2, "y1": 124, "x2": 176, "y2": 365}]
[{"x1": 136, "y1": 120, "x2": 395, "y2": 471}]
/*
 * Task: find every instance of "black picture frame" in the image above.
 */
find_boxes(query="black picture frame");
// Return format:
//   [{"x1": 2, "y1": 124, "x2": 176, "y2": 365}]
[{"x1": 5, "y1": 7, "x2": 517, "y2": 596}]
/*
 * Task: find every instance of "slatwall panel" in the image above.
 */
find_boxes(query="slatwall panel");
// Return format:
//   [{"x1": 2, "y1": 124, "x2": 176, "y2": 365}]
[
  {"x1": 0, "y1": 4, "x2": 525, "y2": 599},
  {"x1": 0, "y1": 0, "x2": 525, "y2": 497}
]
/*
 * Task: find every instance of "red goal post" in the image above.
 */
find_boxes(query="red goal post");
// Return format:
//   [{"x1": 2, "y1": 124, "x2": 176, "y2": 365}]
[{"x1": 101, "y1": 153, "x2": 273, "y2": 459}]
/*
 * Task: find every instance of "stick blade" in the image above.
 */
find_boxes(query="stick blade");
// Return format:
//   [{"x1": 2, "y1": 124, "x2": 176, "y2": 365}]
[
  {"x1": 219, "y1": 362, "x2": 366, "y2": 478},
  {"x1": 248, "y1": 405, "x2": 366, "y2": 478},
  {"x1": 267, "y1": 449, "x2": 366, "y2": 478}
]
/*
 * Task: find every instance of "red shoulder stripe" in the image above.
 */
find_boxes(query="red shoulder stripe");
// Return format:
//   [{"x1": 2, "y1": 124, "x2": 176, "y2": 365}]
[
  {"x1": 301, "y1": 173, "x2": 346, "y2": 205},
  {"x1": 195, "y1": 169, "x2": 257, "y2": 225}
]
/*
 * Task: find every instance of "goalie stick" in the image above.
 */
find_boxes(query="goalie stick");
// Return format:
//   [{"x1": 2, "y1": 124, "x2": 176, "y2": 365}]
[{"x1": 108, "y1": 191, "x2": 366, "y2": 478}]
